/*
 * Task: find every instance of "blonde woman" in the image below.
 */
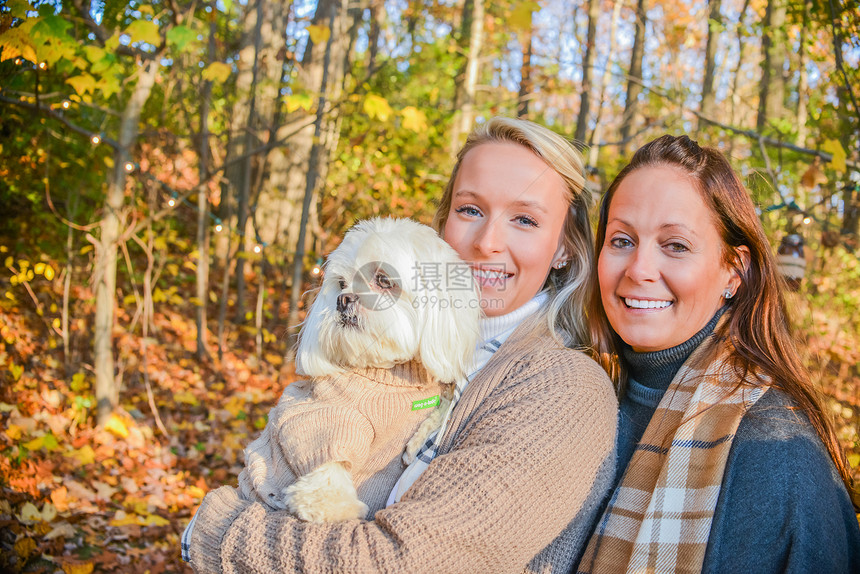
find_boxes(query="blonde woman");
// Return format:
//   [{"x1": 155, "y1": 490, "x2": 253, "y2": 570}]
[{"x1": 185, "y1": 118, "x2": 618, "y2": 573}]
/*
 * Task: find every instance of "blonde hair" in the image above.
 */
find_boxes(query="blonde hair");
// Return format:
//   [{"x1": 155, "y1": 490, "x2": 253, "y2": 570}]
[{"x1": 432, "y1": 117, "x2": 595, "y2": 348}]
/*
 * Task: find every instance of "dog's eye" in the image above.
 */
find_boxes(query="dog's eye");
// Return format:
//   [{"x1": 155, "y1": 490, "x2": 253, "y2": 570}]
[
  {"x1": 375, "y1": 273, "x2": 393, "y2": 290},
  {"x1": 338, "y1": 279, "x2": 347, "y2": 290}
]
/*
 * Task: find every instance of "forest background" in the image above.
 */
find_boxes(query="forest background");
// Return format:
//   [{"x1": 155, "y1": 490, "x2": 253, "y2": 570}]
[{"x1": 0, "y1": 0, "x2": 858, "y2": 571}]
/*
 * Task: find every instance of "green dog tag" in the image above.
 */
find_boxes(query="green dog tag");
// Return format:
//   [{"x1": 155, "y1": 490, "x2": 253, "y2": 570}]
[{"x1": 411, "y1": 395, "x2": 440, "y2": 411}]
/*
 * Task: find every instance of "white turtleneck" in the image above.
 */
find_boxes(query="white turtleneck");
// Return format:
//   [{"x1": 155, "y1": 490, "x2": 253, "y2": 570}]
[{"x1": 387, "y1": 291, "x2": 549, "y2": 505}]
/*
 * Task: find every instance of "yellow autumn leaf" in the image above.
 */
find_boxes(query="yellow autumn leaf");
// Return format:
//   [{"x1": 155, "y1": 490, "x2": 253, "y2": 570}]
[
  {"x1": 284, "y1": 93, "x2": 313, "y2": 113},
  {"x1": 0, "y1": 27, "x2": 38, "y2": 63},
  {"x1": 44, "y1": 522, "x2": 76, "y2": 540},
  {"x1": 124, "y1": 19, "x2": 160, "y2": 46},
  {"x1": 108, "y1": 510, "x2": 137, "y2": 527},
  {"x1": 202, "y1": 61, "x2": 231, "y2": 83},
  {"x1": 14, "y1": 536, "x2": 36, "y2": 560},
  {"x1": 66, "y1": 73, "x2": 98, "y2": 96},
  {"x1": 307, "y1": 24, "x2": 331, "y2": 45},
  {"x1": 142, "y1": 513, "x2": 170, "y2": 526},
  {"x1": 42, "y1": 433, "x2": 60, "y2": 451},
  {"x1": 18, "y1": 502, "x2": 41, "y2": 523},
  {"x1": 109, "y1": 510, "x2": 169, "y2": 527},
  {"x1": 23, "y1": 436, "x2": 44, "y2": 450},
  {"x1": 222, "y1": 395, "x2": 246, "y2": 418},
  {"x1": 821, "y1": 139, "x2": 847, "y2": 173},
  {"x1": 401, "y1": 106, "x2": 428, "y2": 132},
  {"x1": 187, "y1": 485, "x2": 206, "y2": 499},
  {"x1": 62, "y1": 562, "x2": 94, "y2": 574},
  {"x1": 174, "y1": 391, "x2": 199, "y2": 406},
  {"x1": 222, "y1": 432, "x2": 244, "y2": 451},
  {"x1": 41, "y1": 502, "x2": 58, "y2": 522},
  {"x1": 104, "y1": 413, "x2": 129, "y2": 438},
  {"x1": 5, "y1": 424, "x2": 23, "y2": 440},
  {"x1": 67, "y1": 444, "x2": 95, "y2": 465},
  {"x1": 124, "y1": 497, "x2": 148, "y2": 515},
  {"x1": 364, "y1": 94, "x2": 393, "y2": 121},
  {"x1": 509, "y1": 1, "x2": 540, "y2": 33}
]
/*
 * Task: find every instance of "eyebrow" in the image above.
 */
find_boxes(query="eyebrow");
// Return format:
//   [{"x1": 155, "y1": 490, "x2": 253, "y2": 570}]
[
  {"x1": 453, "y1": 190, "x2": 549, "y2": 214},
  {"x1": 608, "y1": 218, "x2": 699, "y2": 236}
]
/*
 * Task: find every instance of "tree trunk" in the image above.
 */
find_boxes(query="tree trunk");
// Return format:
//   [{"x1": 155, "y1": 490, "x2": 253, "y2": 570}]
[
  {"x1": 94, "y1": 58, "x2": 159, "y2": 425},
  {"x1": 795, "y1": 0, "x2": 810, "y2": 147},
  {"x1": 756, "y1": 0, "x2": 787, "y2": 131},
  {"x1": 449, "y1": 0, "x2": 485, "y2": 152},
  {"x1": 727, "y1": 0, "x2": 751, "y2": 156},
  {"x1": 216, "y1": 0, "x2": 259, "y2": 262},
  {"x1": 698, "y1": 0, "x2": 722, "y2": 129},
  {"x1": 517, "y1": 17, "x2": 534, "y2": 119},
  {"x1": 588, "y1": 0, "x2": 624, "y2": 167},
  {"x1": 285, "y1": 0, "x2": 344, "y2": 358},
  {"x1": 196, "y1": 9, "x2": 216, "y2": 361},
  {"x1": 575, "y1": 0, "x2": 599, "y2": 142},
  {"x1": 270, "y1": 0, "x2": 350, "y2": 265},
  {"x1": 367, "y1": 0, "x2": 384, "y2": 72},
  {"x1": 619, "y1": 0, "x2": 647, "y2": 153},
  {"x1": 251, "y1": 0, "x2": 295, "y2": 249},
  {"x1": 842, "y1": 181, "x2": 860, "y2": 238},
  {"x1": 233, "y1": 0, "x2": 268, "y2": 323}
]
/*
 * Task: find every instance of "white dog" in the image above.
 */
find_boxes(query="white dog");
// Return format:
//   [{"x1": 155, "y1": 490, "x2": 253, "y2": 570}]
[{"x1": 238, "y1": 218, "x2": 480, "y2": 522}]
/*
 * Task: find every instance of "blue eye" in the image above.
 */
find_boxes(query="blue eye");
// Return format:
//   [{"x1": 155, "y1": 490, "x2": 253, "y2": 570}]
[
  {"x1": 455, "y1": 205, "x2": 481, "y2": 217},
  {"x1": 515, "y1": 215, "x2": 539, "y2": 227}
]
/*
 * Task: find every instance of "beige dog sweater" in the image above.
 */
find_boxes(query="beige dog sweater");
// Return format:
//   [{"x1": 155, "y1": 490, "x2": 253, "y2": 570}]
[{"x1": 238, "y1": 361, "x2": 446, "y2": 518}]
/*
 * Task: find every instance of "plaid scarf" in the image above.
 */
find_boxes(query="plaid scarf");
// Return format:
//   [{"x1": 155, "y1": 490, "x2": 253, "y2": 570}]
[{"x1": 577, "y1": 335, "x2": 767, "y2": 574}]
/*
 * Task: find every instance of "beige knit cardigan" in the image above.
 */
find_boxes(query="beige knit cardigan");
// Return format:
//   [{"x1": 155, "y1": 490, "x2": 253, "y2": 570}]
[
  {"x1": 237, "y1": 361, "x2": 447, "y2": 517},
  {"x1": 189, "y1": 319, "x2": 618, "y2": 574}
]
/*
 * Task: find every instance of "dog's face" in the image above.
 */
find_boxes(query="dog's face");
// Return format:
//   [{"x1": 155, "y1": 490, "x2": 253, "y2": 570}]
[{"x1": 296, "y1": 218, "x2": 480, "y2": 383}]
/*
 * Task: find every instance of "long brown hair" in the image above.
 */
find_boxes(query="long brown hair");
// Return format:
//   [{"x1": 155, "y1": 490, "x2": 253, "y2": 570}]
[
  {"x1": 433, "y1": 117, "x2": 595, "y2": 348},
  {"x1": 589, "y1": 134, "x2": 855, "y2": 500}
]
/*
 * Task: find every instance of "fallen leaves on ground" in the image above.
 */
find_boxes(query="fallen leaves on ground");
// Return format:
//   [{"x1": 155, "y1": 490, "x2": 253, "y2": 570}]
[{"x1": 0, "y1": 299, "x2": 295, "y2": 573}]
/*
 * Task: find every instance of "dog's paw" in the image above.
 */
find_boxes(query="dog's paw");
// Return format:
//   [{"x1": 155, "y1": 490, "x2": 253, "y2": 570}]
[
  {"x1": 402, "y1": 397, "x2": 451, "y2": 465},
  {"x1": 284, "y1": 462, "x2": 368, "y2": 523},
  {"x1": 402, "y1": 437, "x2": 421, "y2": 466}
]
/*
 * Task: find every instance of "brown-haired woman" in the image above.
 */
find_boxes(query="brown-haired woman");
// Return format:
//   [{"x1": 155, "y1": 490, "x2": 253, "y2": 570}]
[{"x1": 578, "y1": 134, "x2": 860, "y2": 573}]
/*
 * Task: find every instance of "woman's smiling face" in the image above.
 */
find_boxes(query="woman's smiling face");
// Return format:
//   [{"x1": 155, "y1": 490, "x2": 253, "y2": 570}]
[
  {"x1": 598, "y1": 165, "x2": 741, "y2": 352},
  {"x1": 442, "y1": 142, "x2": 570, "y2": 317}
]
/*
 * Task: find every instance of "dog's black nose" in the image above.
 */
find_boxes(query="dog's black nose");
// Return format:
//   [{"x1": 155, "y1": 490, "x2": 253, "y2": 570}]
[{"x1": 337, "y1": 293, "x2": 358, "y2": 313}]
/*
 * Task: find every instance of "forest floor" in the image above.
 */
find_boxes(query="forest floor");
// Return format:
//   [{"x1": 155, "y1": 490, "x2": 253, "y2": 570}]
[{"x1": 0, "y1": 279, "x2": 858, "y2": 573}]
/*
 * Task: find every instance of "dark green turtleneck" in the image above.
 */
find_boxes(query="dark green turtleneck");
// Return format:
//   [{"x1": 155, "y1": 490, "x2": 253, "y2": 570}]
[
  {"x1": 590, "y1": 307, "x2": 860, "y2": 573},
  {"x1": 613, "y1": 306, "x2": 726, "y2": 484}
]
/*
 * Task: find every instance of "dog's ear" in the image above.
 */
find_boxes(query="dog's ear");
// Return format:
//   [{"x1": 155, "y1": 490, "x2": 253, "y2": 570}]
[
  {"x1": 295, "y1": 289, "x2": 344, "y2": 378},
  {"x1": 417, "y1": 269, "x2": 480, "y2": 384}
]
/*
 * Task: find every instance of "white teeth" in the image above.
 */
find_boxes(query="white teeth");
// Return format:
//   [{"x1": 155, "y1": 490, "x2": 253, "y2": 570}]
[
  {"x1": 472, "y1": 269, "x2": 510, "y2": 280},
  {"x1": 624, "y1": 298, "x2": 672, "y2": 309}
]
